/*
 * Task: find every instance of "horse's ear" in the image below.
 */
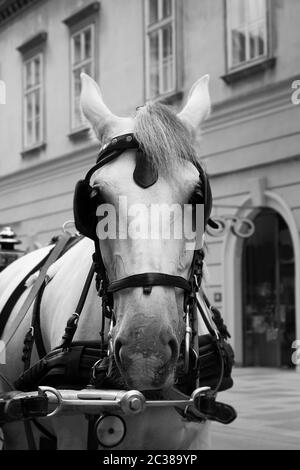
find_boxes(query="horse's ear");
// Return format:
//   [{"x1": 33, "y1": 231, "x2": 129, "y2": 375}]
[
  {"x1": 80, "y1": 73, "x2": 118, "y2": 141},
  {"x1": 178, "y1": 75, "x2": 211, "y2": 131}
]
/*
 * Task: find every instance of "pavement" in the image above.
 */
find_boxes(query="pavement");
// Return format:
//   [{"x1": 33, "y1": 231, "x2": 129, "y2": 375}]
[{"x1": 211, "y1": 367, "x2": 300, "y2": 450}]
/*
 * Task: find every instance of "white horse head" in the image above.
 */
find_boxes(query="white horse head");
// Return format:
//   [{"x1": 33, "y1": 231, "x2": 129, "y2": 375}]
[{"x1": 80, "y1": 73, "x2": 211, "y2": 391}]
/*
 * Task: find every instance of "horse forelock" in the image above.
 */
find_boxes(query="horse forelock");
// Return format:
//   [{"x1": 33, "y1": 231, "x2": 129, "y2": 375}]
[{"x1": 134, "y1": 102, "x2": 200, "y2": 177}]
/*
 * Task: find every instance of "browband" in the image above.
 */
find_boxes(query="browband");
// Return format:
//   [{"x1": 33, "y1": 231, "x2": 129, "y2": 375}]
[{"x1": 85, "y1": 134, "x2": 158, "y2": 190}]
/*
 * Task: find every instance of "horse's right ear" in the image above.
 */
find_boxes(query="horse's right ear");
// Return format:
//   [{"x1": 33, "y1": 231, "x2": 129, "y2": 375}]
[
  {"x1": 80, "y1": 73, "x2": 118, "y2": 141},
  {"x1": 178, "y1": 75, "x2": 211, "y2": 132}
]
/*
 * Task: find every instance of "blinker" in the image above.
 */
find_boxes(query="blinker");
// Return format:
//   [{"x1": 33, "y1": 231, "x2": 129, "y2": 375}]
[{"x1": 133, "y1": 148, "x2": 158, "y2": 189}]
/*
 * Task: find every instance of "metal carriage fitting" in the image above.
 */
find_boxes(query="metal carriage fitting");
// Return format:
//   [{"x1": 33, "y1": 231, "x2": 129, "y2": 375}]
[
  {"x1": 0, "y1": 386, "x2": 211, "y2": 422},
  {"x1": 39, "y1": 386, "x2": 211, "y2": 418}
]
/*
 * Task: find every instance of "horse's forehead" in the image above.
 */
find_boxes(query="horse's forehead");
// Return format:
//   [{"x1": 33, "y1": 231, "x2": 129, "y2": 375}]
[{"x1": 93, "y1": 156, "x2": 199, "y2": 203}]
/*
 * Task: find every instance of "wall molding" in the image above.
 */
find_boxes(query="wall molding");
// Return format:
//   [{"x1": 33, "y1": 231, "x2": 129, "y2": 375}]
[
  {"x1": 204, "y1": 131, "x2": 300, "y2": 161},
  {"x1": 221, "y1": 57, "x2": 276, "y2": 85},
  {"x1": 17, "y1": 31, "x2": 47, "y2": 54},
  {"x1": 0, "y1": 0, "x2": 41, "y2": 27},
  {"x1": 205, "y1": 148, "x2": 300, "y2": 179},
  {"x1": 62, "y1": 1, "x2": 100, "y2": 28},
  {"x1": 0, "y1": 141, "x2": 99, "y2": 195}
]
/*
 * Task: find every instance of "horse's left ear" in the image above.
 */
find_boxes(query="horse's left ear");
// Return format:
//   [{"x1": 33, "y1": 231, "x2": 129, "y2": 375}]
[
  {"x1": 80, "y1": 73, "x2": 125, "y2": 142},
  {"x1": 178, "y1": 75, "x2": 211, "y2": 131}
]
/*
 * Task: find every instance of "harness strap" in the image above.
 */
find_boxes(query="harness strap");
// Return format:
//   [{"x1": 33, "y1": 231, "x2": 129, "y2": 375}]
[
  {"x1": 201, "y1": 289, "x2": 231, "y2": 340},
  {"x1": 87, "y1": 416, "x2": 98, "y2": 450},
  {"x1": 196, "y1": 298, "x2": 217, "y2": 338},
  {"x1": 60, "y1": 263, "x2": 96, "y2": 350},
  {"x1": 24, "y1": 420, "x2": 37, "y2": 451},
  {"x1": 164, "y1": 387, "x2": 237, "y2": 425},
  {"x1": 32, "y1": 419, "x2": 57, "y2": 443},
  {"x1": 195, "y1": 295, "x2": 227, "y2": 395},
  {"x1": 24, "y1": 234, "x2": 84, "y2": 365},
  {"x1": 0, "y1": 253, "x2": 51, "y2": 338},
  {"x1": 5, "y1": 234, "x2": 72, "y2": 350},
  {"x1": 22, "y1": 282, "x2": 47, "y2": 372},
  {"x1": 32, "y1": 282, "x2": 47, "y2": 359}
]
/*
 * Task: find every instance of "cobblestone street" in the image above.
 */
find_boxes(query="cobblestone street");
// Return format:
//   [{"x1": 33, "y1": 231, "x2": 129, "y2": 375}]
[{"x1": 212, "y1": 367, "x2": 300, "y2": 450}]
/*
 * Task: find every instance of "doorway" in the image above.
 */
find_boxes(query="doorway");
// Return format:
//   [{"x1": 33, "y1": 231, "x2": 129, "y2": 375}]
[{"x1": 242, "y1": 209, "x2": 296, "y2": 368}]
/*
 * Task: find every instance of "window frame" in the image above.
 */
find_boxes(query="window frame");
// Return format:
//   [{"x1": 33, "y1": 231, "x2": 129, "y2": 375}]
[
  {"x1": 23, "y1": 52, "x2": 44, "y2": 151},
  {"x1": 63, "y1": 2, "x2": 100, "y2": 138},
  {"x1": 70, "y1": 23, "x2": 96, "y2": 132},
  {"x1": 226, "y1": 0, "x2": 270, "y2": 73},
  {"x1": 145, "y1": 0, "x2": 178, "y2": 101}
]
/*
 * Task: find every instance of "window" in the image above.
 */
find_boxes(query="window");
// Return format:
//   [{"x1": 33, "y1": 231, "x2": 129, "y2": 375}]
[
  {"x1": 63, "y1": 2, "x2": 100, "y2": 135},
  {"x1": 23, "y1": 53, "x2": 44, "y2": 149},
  {"x1": 226, "y1": 0, "x2": 268, "y2": 70},
  {"x1": 71, "y1": 24, "x2": 95, "y2": 130},
  {"x1": 18, "y1": 32, "x2": 47, "y2": 153},
  {"x1": 145, "y1": 0, "x2": 176, "y2": 100}
]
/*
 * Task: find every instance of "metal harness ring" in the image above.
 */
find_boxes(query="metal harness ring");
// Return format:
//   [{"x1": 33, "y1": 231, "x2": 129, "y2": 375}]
[{"x1": 39, "y1": 386, "x2": 63, "y2": 418}]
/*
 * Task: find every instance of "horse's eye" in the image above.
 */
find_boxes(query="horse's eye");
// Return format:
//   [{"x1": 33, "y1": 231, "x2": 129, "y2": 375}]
[
  {"x1": 90, "y1": 186, "x2": 104, "y2": 206},
  {"x1": 189, "y1": 183, "x2": 204, "y2": 205},
  {"x1": 187, "y1": 184, "x2": 204, "y2": 232}
]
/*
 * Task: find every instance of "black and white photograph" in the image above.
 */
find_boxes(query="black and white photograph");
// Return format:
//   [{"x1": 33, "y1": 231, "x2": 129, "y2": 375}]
[{"x1": 0, "y1": 0, "x2": 299, "y2": 454}]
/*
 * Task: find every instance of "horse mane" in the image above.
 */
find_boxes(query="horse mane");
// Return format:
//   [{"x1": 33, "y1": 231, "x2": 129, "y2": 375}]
[{"x1": 134, "y1": 101, "x2": 200, "y2": 176}]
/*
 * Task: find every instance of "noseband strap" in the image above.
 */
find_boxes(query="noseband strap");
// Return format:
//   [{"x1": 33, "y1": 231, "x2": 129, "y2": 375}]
[{"x1": 107, "y1": 273, "x2": 191, "y2": 294}]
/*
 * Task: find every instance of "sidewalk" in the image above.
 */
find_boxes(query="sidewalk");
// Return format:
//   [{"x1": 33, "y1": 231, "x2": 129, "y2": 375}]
[{"x1": 212, "y1": 367, "x2": 300, "y2": 450}]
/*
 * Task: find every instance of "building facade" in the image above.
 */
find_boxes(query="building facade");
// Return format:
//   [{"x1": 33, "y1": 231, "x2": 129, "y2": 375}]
[{"x1": 0, "y1": 0, "x2": 299, "y2": 367}]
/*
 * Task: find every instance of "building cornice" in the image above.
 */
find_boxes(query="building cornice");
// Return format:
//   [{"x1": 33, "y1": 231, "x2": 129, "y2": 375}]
[
  {"x1": 203, "y1": 74, "x2": 299, "y2": 135},
  {"x1": 202, "y1": 75, "x2": 299, "y2": 134},
  {"x1": 17, "y1": 31, "x2": 47, "y2": 54},
  {"x1": 0, "y1": 0, "x2": 41, "y2": 27},
  {"x1": 0, "y1": 142, "x2": 99, "y2": 195}
]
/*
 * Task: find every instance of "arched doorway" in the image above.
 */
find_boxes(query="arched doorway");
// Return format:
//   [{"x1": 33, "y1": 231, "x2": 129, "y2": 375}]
[{"x1": 242, "y1": 209, "x2": 296, "y2": 368}]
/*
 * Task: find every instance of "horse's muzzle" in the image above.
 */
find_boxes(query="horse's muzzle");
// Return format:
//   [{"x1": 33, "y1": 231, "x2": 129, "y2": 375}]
[{"x1": 114, "y1": 331, "x2": 179, "y2": 390}]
